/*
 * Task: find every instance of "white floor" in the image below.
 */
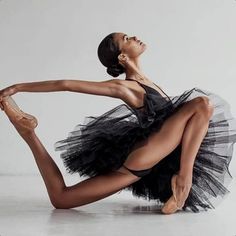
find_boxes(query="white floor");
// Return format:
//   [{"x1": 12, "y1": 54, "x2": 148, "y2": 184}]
[{"x1": 0, "y1": 175, "x2": 236, "y2": 236}]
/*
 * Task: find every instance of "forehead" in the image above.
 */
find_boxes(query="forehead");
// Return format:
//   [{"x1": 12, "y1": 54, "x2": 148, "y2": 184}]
[
  {"x1": 113, "y1": 32, "x2": 126, "y2": 49},
  {"x1": 114, "y1": 32, "x2": 126, "y2": 39}
]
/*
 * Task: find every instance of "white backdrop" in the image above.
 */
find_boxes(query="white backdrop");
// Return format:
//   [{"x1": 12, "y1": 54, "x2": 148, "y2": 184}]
[{"x1": 0, "y1": 0, "x2": 236, "y2": 176}]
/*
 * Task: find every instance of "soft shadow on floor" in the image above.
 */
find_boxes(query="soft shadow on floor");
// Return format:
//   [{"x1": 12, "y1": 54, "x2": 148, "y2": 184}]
[{"x1": 0, "y1": 175, "x2": 235, "y2": 236}]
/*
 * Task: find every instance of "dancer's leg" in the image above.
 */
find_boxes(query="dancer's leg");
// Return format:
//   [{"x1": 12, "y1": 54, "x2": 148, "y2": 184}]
[
  {"x1": 117, "y1": 96, "x2": 214, "y2": 207},
  {"x1": 120, "y1": 97, "x2": 213, "y2": 171},
  {"x1": 175, "y1": 98, "x2": 214, "y2": 207},
  {"x1": 3, "y1": 95, "x2": 213, "y2": 210},
  {"x1": 12, "y1": 127, "x2": 140, "y2": 209}
]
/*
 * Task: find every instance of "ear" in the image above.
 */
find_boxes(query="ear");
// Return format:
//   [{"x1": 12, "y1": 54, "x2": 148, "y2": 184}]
[{"x1": 118, "y1": 53, "x2": 129, "y2": 67}]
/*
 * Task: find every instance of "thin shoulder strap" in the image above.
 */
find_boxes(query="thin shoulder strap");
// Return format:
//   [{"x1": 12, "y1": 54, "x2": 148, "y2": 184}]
[
  {"x1": 152, "y1": 82, "x2": 170, "y2": 98},
  {"x1": 125, "y1": 78, "x2": 147, "y2": 109},
  {"x1": 125, "y1": 78, "x2": 147, "y2": 92}
]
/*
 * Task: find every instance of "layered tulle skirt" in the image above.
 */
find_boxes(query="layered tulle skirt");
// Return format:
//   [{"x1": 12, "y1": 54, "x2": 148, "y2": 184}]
[{"x1": 54, "y1": 87, "x2": 236, "y2": 213}]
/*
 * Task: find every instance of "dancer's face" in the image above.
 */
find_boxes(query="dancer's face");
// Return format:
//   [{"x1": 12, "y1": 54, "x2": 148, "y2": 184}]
[{"x1": 113, "y1": 32, "x2": 146, "y2": 59}]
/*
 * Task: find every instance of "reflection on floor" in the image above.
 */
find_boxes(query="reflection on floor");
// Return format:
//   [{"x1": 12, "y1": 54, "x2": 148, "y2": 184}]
[{"x1": 0, "y1": 175, "x2": 235, "y2": 236}]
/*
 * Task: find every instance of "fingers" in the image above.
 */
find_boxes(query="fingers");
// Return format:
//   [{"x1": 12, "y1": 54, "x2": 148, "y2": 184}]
[
  {"x1": 0, "y1": 102, "x2": 5, "y2": 110},
  {"x1": 0, "y1": 99, "x2": 4, "y2": 110},
  {"x1": 0, "y1": 95, "x2": 8, "y2": 110},
  {"x1": 0, "y1": 93, "x2": 9, "y2": 110},
  {"x1": 0, "y1": 90, "x2": 5, "y2": 110}
]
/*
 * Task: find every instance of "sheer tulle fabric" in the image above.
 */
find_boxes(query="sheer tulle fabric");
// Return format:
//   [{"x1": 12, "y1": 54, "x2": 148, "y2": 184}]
[{"x1": 54, "y1": 85, "x2": 236, "y2": 213}]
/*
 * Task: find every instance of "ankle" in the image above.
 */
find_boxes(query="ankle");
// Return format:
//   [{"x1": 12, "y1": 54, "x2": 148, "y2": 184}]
[
  {"x1": 19, "y1": 130, "x2": 37, "y2": 141},
  {"x1": 176, "y1": 172, "x2": 193, "y2": 186},
  {"x1": 179, "y1": 166, "x2": 193, "y2": 178}
]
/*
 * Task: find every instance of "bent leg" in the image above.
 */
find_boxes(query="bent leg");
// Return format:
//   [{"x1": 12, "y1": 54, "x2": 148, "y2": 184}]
[
  {"x1": 179, "y1": 97, "x2": 214, "y2": 175},
  {"x1": 117, "y1": 97, "x2": 213, "y2": 176},
  {"x1": 175, "y1": 97, "x2": 214, "y2": 207},
  {"x1": 118, "y1": 97, "x2": 203, "y2": 174},
  {"x1": 117, "y1": 96, "x2": 214, "y2": 210}
]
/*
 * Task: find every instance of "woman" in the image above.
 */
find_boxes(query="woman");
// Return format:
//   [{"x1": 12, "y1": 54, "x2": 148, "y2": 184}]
[{"x1": 1, "y1": 32, "x2": 236, "y2": 214}]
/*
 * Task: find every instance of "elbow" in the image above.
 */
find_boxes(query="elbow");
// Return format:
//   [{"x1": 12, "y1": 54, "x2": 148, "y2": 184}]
[
  {"x1": 59, "y1": 80, "x2": 70, "y2": 91},
  {"x1": 50, "y1": 195, "x2": 71, "y2": 209},
  {"x1": 52, "y1": 201, "x2": 71, "y2": 209}
]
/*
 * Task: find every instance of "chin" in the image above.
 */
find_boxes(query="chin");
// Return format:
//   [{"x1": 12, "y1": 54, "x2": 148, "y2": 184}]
[
  {"x1": 141, "y1": 44, "x2": 147, "y2": 52},
  {"x1": 140, "y1": 47, "x2": 146, "y2": 54}
]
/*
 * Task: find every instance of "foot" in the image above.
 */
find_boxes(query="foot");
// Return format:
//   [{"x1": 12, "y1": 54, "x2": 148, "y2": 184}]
[
  {"x1": 161, "y1": 195, "x2": 180, "y2": 214},
  {"x1": 174, "y1": 173, "x2": 192, "y2": 208},
  {"x1": 1, "y1": 96, "x2": 38, "y2": 136},
  {"x1": 161, "y1": 175, "x2": 181, "y2": 214}
]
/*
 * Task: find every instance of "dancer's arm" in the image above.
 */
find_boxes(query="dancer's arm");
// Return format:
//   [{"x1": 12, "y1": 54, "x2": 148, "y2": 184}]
[
  {"x1": 0, "y1": 80, "x2": 67, "y2": 99},
  {"x1": 0, "y1": 79, "x2": 121, "y2": 97},
  {"x1": 16, "y1": 79, "x2": 121, "y2": 98},
  {"x1": 16, "y1": 79, "x2": 120, "y2": 97},
  {"x1": 62, "y1": 79, "x2": 120, "y2": 98},
  {"x1": 16, "y1": 80, "x2": 67, "y2": 93},
  {"x1": 0, "y1": 79, "x2": 124, "y2": 110}
]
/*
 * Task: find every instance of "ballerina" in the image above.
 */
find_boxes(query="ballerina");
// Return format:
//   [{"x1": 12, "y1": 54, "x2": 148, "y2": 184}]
[{"x1": 1, "y1": 32, "x2": 236, "y2": 214}]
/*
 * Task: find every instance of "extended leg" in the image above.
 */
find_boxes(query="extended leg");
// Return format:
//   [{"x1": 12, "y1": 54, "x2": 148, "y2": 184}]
[
  {"x1": 1, "y1": 96, "x2": 141, "y2": 209},
  {"x1": 17, "y1": 130, "x2": 141, "y2": 209}
]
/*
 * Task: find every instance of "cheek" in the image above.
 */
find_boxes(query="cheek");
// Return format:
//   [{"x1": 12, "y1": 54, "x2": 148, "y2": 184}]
[{"x1": 128, "y1": 46, "x2": 140, "y2": 57}]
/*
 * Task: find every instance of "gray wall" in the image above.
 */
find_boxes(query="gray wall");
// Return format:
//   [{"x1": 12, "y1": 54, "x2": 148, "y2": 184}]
[{"x1": 0, "y1": 0, "x2": 236, "y2": 175}]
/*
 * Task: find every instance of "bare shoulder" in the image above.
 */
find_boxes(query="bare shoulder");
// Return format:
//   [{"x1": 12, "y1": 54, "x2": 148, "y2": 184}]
[{"x1": 117, "y1": 79, "x2": 145, "y2": 109}]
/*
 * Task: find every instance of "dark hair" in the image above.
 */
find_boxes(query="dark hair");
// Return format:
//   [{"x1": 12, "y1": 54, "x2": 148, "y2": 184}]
[{"x1": 97, "y1": 32, "x2": 125, "y2": 77}]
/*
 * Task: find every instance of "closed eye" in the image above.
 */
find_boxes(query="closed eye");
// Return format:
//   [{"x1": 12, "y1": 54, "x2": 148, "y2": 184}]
[{"x1": 123, "y1": 34, "x2": 129, "y2": 41}]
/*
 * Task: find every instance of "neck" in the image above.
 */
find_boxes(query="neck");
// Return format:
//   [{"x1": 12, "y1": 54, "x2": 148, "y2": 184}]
[{"x1": 125, "y1": 58, "x2": 148, "y2": 82}]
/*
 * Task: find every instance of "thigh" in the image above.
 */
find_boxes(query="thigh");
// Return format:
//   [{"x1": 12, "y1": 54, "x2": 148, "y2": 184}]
[{"x1": 117, "y1": 98, "x2": 200, "y2": 175}]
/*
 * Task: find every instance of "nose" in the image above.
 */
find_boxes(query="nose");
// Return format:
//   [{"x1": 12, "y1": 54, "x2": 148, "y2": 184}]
[{"x1": 133, "y1": 36, "x2": 138, "y2": 41}]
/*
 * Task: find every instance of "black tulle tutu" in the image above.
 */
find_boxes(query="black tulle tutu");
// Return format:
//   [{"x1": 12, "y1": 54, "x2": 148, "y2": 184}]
[{"x1": 54, "y1": 81, "x2": 236, "y2": 213}]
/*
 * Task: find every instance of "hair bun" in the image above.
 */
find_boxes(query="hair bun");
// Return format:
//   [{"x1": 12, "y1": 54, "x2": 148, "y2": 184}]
[{"x1": 106, "y1": 64, "x2": 125, "y2": 77}]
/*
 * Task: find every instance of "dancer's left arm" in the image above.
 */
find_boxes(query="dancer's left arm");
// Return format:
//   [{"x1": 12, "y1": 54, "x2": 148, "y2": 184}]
[
  {"x1": 0, "y1": 80, "x2": 66, "y2": 97},
  {"x1": 0, "y1": 80, "x2": 66, "y2": 109},
  {"x1": 0, "y1": 79, "x2": 121, "y2": 110}
]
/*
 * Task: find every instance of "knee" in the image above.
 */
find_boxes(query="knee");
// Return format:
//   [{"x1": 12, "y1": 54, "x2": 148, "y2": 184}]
[
  {"x1": 50, "y1": 192, "x2": 71, "y2": 209},
  {"x1": 195, "y1": 96, "x2": 214, "y2": 119},
  {"x1": 52, "y1": 201, "x2": 71, "y2": 209}
]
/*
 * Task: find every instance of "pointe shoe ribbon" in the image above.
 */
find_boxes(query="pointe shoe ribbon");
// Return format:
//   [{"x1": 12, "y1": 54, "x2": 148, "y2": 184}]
[{"x1": 1, "y1": 96, "x2": 38, "y2": 130}]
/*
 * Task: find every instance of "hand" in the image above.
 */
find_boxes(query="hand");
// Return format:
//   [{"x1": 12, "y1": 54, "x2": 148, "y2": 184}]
[
  {"x1": 0, "y1": 84, "x2": 18, "y2": 110},
  {"x1": 174, "y1": 173, "x2": 192, "y2": 208},
  {"x1": 118, "y1": 54, "x2": 130, "y2": 67}
]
